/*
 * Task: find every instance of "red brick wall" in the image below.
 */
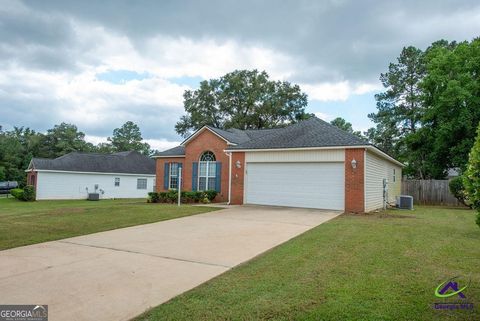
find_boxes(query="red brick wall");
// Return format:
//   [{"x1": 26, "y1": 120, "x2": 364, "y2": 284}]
[
  {"x1": 26, "y1": 171, "x2": 37, "y2": 198},
  {"x1": 156, "y1": 129, "x2": 230, "y2": 202},
  {"x1": 230, "y1": 152, "x2": 245, "y2": 205},
  {"x1": 156, "y1": 157, "x2": 185, "y2": 192},
  {"x1": 345, "y1": 148, "x2": 365, "y2": 213}
]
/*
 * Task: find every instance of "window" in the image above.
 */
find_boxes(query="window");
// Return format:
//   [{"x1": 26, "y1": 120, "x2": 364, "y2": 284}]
[
  {"x1": 137, "y1": 178, "x2": 147, "y2": 190},
  {"x1": 393, "y1": 169, "x2": 396, "y2": 182},
  {"x1": 169, "y1": 163, "x2": 179, "y2": 190},
  {"x1": 198, "y1": 151, "x2": 216, "y2": 191},
  {"x1": 114, "y1": 177, "x2": 120, "y2": 187}
]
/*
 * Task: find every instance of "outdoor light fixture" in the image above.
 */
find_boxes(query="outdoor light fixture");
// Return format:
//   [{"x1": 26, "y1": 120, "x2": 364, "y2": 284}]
[
  {"x1": 235, "y1": 160, "x2": 242, "y2": 168},
  {"x1": 351, "y1": 158, "x2": 357, "y2": 169}
]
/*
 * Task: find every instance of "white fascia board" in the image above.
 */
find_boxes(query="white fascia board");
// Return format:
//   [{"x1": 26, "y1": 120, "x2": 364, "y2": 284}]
[
  {"x1": 152, "y1": 155, "x2": 186, "y2": 158},
  {"x1": 31, "y1": 170, "x2": 156, "y2": 177}
]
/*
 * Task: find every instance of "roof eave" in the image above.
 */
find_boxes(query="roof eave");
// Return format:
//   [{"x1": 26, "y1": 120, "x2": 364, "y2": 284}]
[{"x1": 152, "y1": 155, "x2": 186, "y2": 158}]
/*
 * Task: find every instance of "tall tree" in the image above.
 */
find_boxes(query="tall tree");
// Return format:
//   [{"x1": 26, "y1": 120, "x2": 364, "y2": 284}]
[
  {"x1": 108, "y1": 121, "x2": 150, "y2": 155},
  {"x1": 463, "y1": 122, "x2": 480, "y2": 227},
  {"x1": 40, "y1": 123, "x2": 92, "y2": 158},
  {"x1": 368, "y1": 46, "x2": 426, "y2": 177},
  {"x1": 416, "y1": 39, "x2": 480, "y2": 178},
  {"x1": 329, "y1": 117, "x2": 363, "y2": 138},
  {"x1": 175, "y1": 69, "x2": 309, "y2": 137}
]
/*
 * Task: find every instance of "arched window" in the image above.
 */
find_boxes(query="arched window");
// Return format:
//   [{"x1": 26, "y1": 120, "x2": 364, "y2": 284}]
[
  {"x1": 200, "y1": 151, "x2": 216, "y2": 162},
  {"x1": 199, "y1": 151, "x2": 216, "y2": 190}
]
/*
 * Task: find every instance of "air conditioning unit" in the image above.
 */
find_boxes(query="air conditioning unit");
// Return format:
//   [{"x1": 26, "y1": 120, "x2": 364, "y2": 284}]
[
  {"x1": 397, "y1": 195, "x2": 413, "y2": 210},
  {"x1": 88, "y1": 193, "x2": 100, "y2": 201}
]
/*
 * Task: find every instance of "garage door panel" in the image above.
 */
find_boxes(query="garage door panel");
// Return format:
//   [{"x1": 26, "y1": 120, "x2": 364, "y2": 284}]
[{"x1": 245, "y1": 162, "x2": 344, "y2": 210}]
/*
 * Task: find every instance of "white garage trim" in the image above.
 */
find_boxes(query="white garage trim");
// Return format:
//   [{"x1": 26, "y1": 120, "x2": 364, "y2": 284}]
[
  {"x1": 245, "y1": 149, "x2": 344, "y2": 163},
  {"x1": 245, "y1": 162, "x2": 345, "y2": 210}
]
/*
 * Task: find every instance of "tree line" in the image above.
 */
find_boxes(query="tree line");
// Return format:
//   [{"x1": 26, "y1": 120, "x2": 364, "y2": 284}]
[
  {"x1": 2, "y1": 37, "x2": 479, "y2": 184},
  {"x1": 0, "y1": 121, "x2": 152, "y2": 183},
  {"x1": 176, "y1": 38, "x2": 480, "y2": 179}
]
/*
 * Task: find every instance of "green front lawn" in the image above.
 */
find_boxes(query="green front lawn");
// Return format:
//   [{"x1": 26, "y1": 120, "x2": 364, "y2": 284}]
[
  {"x1": 137, "y1": 206, "x2": 480, "y2": 321},
  {"x1": 0, "y1": 198, "x2": 218, "y2": 250}
]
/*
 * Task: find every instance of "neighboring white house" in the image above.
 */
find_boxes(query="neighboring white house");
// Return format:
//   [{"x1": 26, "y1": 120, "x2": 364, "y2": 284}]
[{"x1": 26, "y1": 151, "x2": 155, "y2": 200}]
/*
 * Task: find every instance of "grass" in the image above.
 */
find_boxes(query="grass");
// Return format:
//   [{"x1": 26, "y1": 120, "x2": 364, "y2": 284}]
[
  {"x1": 136, "y1": 206, "x2": 480, "y2": 321},
  {"x1": 0, "y1": 198, "x2": 218, "y2": 250}
]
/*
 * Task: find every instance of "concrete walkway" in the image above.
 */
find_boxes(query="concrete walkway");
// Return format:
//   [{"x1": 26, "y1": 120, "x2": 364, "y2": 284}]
[{"x1": 0, "y1": 205, "x2": 341, "y2": 321}]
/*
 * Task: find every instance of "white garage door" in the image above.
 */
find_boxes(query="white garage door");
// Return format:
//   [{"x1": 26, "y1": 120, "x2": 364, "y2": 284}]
[{"x1": 245, "y1": 162, "x2": 344, "y2": 210}]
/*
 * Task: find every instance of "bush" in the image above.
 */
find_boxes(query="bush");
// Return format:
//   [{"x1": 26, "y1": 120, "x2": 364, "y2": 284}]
[
  {"x1": 22, "y1": 185, "x2": 35, "y2": 201},
  {"x1": 464, "y1": 122, "x2": 480, "y2": 228},
  {"x1": 10, "y1": 188, "x2": 24, "y2": 200},
  {"x1": 146, "y1": 190, "x2": 219, "y2": 204},
  {"x1": 10, "y1": 185, "x2": 35, "y2": 201},
  {"x1": 449, "y1": 176, "x2": 471, "y2": 208},
  {"x1": 148, "y1": 192, "x2": 160, "y2": 203},
  {"x1": 204, "y1": 190, "x2": 218, "y2": 201}
]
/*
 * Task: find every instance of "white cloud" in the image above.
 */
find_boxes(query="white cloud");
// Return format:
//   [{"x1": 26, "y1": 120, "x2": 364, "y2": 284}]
[
  {"x1": 144, "y1": 139, "x2": 181, "y2": 152},
  {"x1": 314, "y1": 112, "x2": 334, "y2": 122},
  {"x1": 302, "y1": 81, "x2": 381, "y2": 102},
  {"x1": 85, "y1": 135, "x2": 180, "y2": 152}
]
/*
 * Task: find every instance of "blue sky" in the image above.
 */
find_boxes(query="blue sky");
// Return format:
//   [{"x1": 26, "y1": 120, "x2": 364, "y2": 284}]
[{"x1": 2, "y1": 0, "x2": 479, "y2": 150}]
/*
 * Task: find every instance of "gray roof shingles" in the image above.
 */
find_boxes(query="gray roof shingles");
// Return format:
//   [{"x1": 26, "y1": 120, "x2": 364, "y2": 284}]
[
  {"x1": 154, "y1": 117, "x2": 370, "y2": 156},
  {"x1": 31, "y1": 151, "x2": 155, "y2": 175}
]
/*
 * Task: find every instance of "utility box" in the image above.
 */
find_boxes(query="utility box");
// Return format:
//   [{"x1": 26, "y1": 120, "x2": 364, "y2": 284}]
[
  {"x1": 87, "y1": 193, "x2": 100, "y2": 201},
  {"x1": 397, "y1": 195, "x2": 413, "y2": 210}
]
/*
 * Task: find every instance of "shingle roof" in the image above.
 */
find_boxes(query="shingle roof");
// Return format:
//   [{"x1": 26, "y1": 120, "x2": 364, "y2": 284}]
[
  {"x1": 226, "y1": 117, "x2": 368, "y2": 150},
  {"x1": 31, "y1": 151, "x2": 155, "y2": 175},
  {"x1": 155, "y1": 117, "x2": 370, "y2": 156},
  {"x1": 155, "y1": 145, "x2": 186, "y2": 157}
]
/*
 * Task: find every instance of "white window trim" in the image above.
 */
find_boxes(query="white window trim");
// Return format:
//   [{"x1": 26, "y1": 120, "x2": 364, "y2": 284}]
[
  {"x1": 168, "y1": 163, "x2": 179, "y2": 190},
  {"x1": 198, "y1": 161, "x2": 216, "y2": 191},
  {"x1": 114, "y1": 177, "x2": 120, "y2": 187}
]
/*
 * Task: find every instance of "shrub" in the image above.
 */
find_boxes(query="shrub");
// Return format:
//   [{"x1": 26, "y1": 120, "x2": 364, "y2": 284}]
[
  {"x1": 146, "y1": 190, "x2": 218, "y2": 204},
  {"x1": 204, "y1": 190, "x2": 218, "y2": 201},
  {"x1": 148, "y1": 192, "x2": 160, "y2": 203},
  {"x1": 464, "y1": 122, "x2": 480, "y2": 228},
  {"x1": 10, "y1": 188, "x2": 24, "y2": 200},
  {"x1": 10, "y1": 185, "x2": 35, "y2": 201},
  {"x1": 449, "y1": 176, "x2": 471, "y2": 208},
  {"x1": 22, "y1": 185, "x2": 36, "y2": 201}
]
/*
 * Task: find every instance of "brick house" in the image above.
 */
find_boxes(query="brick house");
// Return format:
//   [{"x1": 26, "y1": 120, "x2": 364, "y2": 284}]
[{"x1": 154, "y1": 117, "x2": 403, "y2": 213}]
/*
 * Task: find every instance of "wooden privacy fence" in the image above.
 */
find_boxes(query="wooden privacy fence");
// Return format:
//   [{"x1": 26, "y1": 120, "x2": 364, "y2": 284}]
[{"x1": 401, "y1": 179, "x2": 461, "y2": 206}]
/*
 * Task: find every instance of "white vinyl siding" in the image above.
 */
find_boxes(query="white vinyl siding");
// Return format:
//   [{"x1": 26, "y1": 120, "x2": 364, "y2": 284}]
[
  {"x1": 365, "y1": 151, "x2": 402, "y2": 212},
  {"x1": 245, "y1": 162, "x2": 344, "y2": 210},
  {"x1": 245, "y1": 149, "x2": 344, "y2": 163},
  {"x1": 35, "y1": 172, "x2": 155, "y2": 200}
]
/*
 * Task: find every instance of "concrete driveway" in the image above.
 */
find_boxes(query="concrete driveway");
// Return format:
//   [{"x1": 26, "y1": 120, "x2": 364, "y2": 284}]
[{"x1": 0, "y1": 205, "x2": 341, "y2": 321}]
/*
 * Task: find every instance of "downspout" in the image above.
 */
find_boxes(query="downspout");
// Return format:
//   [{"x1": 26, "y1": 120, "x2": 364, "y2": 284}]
[{"x1": 225, "y1": 151, "x2": 232, "y2": 205}]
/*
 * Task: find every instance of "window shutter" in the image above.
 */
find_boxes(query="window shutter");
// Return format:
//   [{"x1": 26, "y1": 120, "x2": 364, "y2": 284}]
[
  {"x1": 192, "y1": 162, "x2": 198, "y2": 191},
  {"x1": 163, "y1": 162, "x2": 169, "y2": 190},
  {"x1": 215, "y1": 162, "x2": 222, "y2": 192}
]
